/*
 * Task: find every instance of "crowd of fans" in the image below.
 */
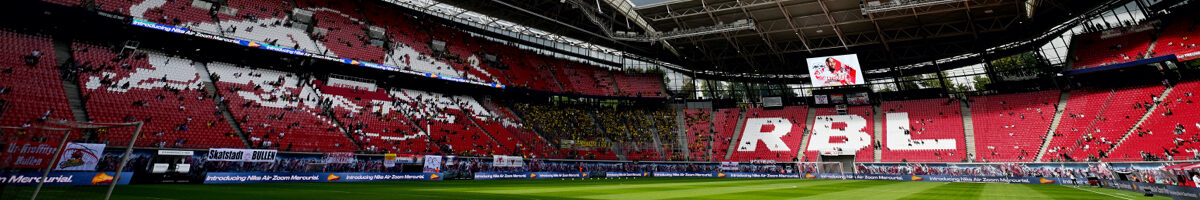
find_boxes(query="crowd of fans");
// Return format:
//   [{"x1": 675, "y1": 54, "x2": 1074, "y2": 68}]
[
  {"x1": 684, "y1": 109, "x2": 716, "y2": 161},
  {"x1": 509, "y1": 102, "x2": 679, "y2": 160}
]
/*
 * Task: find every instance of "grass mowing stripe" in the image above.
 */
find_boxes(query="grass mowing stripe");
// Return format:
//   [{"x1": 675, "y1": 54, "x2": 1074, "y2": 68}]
[
  {"x1": 580, "y1": 179, "x2": 849, "y2": 200},
  {"x1": 895, "y1": 182, "x2": 985, "y2": 200},
  {"x1": 679, "y1": 179, "x2": 902, "y2": 200},
  {"x1": 978, "y1": 183, "x2": 1052, "y2": 200},
  {"x1": 782, "y1": 180, "x2": 941, "y2": 200},
  {"x1": 523, "y1": 179, "x2": 810, "y2": 197},
  {"x1": 462, "y1": 178, "x2": 800, "y2": 194},
  {"x1": 1019, "y1": 184, "x2": 1169, "y2": 200}
]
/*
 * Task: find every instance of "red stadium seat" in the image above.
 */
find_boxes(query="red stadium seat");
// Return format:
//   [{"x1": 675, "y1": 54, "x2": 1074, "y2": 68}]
[
  {"x1": 1107, "y1": 81, "x2": 1200, "y2": 161},
  {"x1": 0, "y1": 31, "x2": 76, "y2": 141},
  {"x1": 970, "y1": 91, "x2": 1060, "y2": 162},
  {"x1": 73, "y1": 42, "x2": 242, "y2": 148},
  {"x1": 804, "y1": 106, "x2": 874, "y2": 162},
  {"x1": 1069, "y1": 26, "x2": 1155, "y2": 70},
  {"x1": 1044, "y1": 85, "x2": 1164, "y2": 161},
  {"x1": 684, "y1": 109, "x2": 716, "y2": 161},
  {"x1": 879, "y1": 99, "x2": 966, "y2": 162},
  {"x1": 208, "y1": 62, "x2": 357, "y2": 152},
  {"x1": 728, "y1": 106, "x2": 808, "y2": 162}
]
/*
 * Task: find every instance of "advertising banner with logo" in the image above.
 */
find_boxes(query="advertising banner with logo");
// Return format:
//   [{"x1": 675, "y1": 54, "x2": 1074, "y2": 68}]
[
  {"x1": 805, "y1": 173, "x2": 851, "y2": 180},
  {"x1": 652, "y1": 172, "x2": 719, "y2": 178},
  {"x1": 423, "y1": 155, "x2": 443, "y2": 172},
  {"x1": 0, "y1": 171, "x2": 133, "y2": 186},
  {"x1": 814, "y1": 95, "x2": 829, "y2": 104},
  {"x1": 531, "y1": 172, "x2": 588, "y2": 179},
  {"x1": 493, "y1": 155, "x2": 524, "y2": 167},
  {"x1": 473, "y1": 172, "x2": 531, "y2": 180},
  {"x1": 55, "y1": 143, "x2": 105, "y2": 171},
  {"x1": 203, "y1": 172, "x2": 443, "y2": 184},
  {"x1": 157, "y1": 150, "x2": 194, "y2": 156},
  {"x1": 605, "y1": 172, "x2": 649, "y2": 178},
  {"x1": 384, "y1": 153, "x2": 397, "y2": 167},
  {"x1": 847, "y1": 174, "x2": 909, "y2": 181},
  {"x1": 472, "y1": 172, "x2": 589, "y2": 180},
  {"x1": 395, "y1": 154, "x2": 419, "y2": 164},
  {"x1": 1099, "y1": 179, "x2": 1200, "y2": 199},
  {"x1": 720, "y1": 162, "x2": 739, "y2": 171},
  {"x1": 722, "y1": 172, "x2": 800, "y2": 179},
  {"x1": 0, "y1": 142, "x2": 58, "y2": 168},
  {"x1": 801, "y1": 173, "x2": 1079, "y2": 185},
  {"x1": 324, "y1": 152, "x2": 355, "y2": 164},
  {"x1": 206, "y1": 148, "x2": 277, "y2": 162}
]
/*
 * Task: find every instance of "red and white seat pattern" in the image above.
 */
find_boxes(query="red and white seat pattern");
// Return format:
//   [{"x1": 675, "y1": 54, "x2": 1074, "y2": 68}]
[
  {"x1": 208, "y1": 62, "x2": 356, "y2": 152},
  {"x1": 879, "y1": 99, "x2": 966, "y2": 162},
  {"x1": 804, "y1": 106, "x2": 874, "y2": 162},
  {"x1": 728, "y1": 106, "x2": 808, "y2": 162},
  {"x1": 75, "y1": 43, "x2": 241, "y2": 148},
  {"x1": 392, "y1": 89, "x2": 505, "y2": 156},
  {"x1": 52, "y1": 0, "x2": 665, "y2": 98},
  {"x1": 317, "y1": 82, "x2": 434, "y2": 154}
]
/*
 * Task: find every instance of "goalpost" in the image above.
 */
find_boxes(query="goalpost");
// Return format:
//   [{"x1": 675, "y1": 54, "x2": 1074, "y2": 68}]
[{"x1": 0, "y1": 120, "x2": 142, "y2": 200}]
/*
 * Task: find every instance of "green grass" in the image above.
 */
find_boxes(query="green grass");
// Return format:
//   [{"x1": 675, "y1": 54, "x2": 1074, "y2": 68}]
[{"x1": 2, "y1": 178, "x2": 1166, "y2": 199}]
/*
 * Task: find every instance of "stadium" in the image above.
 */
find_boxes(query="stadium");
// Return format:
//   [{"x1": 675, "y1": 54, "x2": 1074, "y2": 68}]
[{"x1": 0, "y1": 0, "x2": 1197, "y2": 199}]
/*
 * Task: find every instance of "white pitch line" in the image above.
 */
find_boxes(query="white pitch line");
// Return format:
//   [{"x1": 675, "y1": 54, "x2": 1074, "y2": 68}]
[{"x1": 1069, "y1": 186, "x2": 1132, "y2": 200}]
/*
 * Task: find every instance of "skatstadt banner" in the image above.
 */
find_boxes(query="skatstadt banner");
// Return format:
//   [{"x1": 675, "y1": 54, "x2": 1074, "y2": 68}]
[
  {"x1": 203, "y1": 172, "x2": 443, "y2": 184},
  {"x1": 206, "y1": 148, "x2": 277, "y2": 162}
]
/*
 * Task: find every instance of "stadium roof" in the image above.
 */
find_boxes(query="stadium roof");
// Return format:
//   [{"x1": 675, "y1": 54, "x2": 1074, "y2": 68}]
[{"x1": 440, "y1": 0, "x2": 1126, "y2": 81}]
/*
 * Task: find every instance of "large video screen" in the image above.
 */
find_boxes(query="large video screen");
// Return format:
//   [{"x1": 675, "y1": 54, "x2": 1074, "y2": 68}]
[{"x1": 806, "y1": 54, "x2": 865, "y2": 87}]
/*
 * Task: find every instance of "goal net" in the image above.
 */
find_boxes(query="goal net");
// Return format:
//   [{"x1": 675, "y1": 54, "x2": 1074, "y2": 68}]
[{"x1": 0, "y1": 120, "x2": 142, "y2": 200}]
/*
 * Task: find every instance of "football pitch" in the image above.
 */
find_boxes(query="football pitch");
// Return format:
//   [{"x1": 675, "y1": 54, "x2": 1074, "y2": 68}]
[{"x1": 6, "y1": 178, "x2": 1166, "y2": 199}]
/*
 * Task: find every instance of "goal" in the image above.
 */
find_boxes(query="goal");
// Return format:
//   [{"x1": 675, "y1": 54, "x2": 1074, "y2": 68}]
[{"x1": 0, "y1": 120, "x2": 143, "y2": 200}]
